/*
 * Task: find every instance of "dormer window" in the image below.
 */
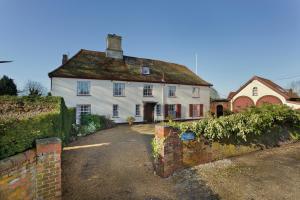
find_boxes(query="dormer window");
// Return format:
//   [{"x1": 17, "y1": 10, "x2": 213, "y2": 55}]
[
  {"x1": 252, "y1": 87, "x2": 258, "y2": 96},
  {"x1": 141, "y1": 66, "x2": 150, "y2": 75}
]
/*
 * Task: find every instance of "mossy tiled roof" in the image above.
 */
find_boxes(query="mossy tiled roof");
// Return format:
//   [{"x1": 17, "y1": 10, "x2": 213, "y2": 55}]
[{"x1": 48, "y1": 49, "x2": 212, "y2": 86}]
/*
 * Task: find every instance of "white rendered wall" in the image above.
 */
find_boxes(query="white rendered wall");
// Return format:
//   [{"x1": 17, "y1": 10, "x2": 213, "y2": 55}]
[{"x1": 51, "y1": 77, "x2": 211, "y2": 123}]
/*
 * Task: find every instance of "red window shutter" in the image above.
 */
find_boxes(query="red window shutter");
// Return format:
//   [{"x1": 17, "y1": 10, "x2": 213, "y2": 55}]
[
  {"x1": 189, "y1": 104, "x2": 193, "y2": 117},
  {"x1": 164, "y1": 104, "x2": 168, "y2": 118},
  {"x1": 200, "y1": 104, "x2": 204, "y2": 117},
  {"x1": 176, "y1": 104, "x2": 181, "y2": 118}
]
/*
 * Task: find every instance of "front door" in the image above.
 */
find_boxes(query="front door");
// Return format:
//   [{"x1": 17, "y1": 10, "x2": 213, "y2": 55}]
[{"x1": 143, "y1": 103, "x2": 155, "y2": 123}]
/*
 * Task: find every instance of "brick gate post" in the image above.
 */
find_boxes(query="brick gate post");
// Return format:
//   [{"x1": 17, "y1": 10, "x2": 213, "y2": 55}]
[
  {"x1": 36, "y1": 137, "x2": 62, "y2": 200},
  {"x1": 154, "y1": 125, "x2": 182, "y2": 178}
]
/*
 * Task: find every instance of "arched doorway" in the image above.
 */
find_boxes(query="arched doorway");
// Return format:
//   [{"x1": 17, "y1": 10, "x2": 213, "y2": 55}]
[
  {"x1": 232, "y1": 96, "x2": 255, "y2": 112},
  {"x1": 216, "y1": 105, "x2": 223, "y2": 117},
  {"x1": 256, "y1": 95, "x2": 282, "y2": 106}
]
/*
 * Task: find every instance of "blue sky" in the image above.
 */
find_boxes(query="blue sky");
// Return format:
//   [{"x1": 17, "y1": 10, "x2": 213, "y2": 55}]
[{"x1": 0, "y1": 0, "x2": 299, "y2": 97}]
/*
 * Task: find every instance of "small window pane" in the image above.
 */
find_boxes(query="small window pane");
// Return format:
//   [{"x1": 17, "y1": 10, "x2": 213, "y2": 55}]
[
  {"x1": 143, "y1": 84, "x2": 153, "y2": 96},
  {"x1": 76, "y1": 104, "x2": 91, "y2": 124},
  {"x1": 113, "y1": 83, "x2": 125, "y2": 96},
  {"x1": 192, "y1": 104, "x2": 200, "y2": 117},
  {"x1": 252, "y1": 87, "x2": 258, "y2": 96},
  {"x1": 135, "y1": 104, "x2": 141, "y2": 116},
  {"x1": 77, "y1": 81, "x2": 90, "y2": 95},
  {"x1": 168, "y1": 86, "x2": 176, "y2": 97},
  {"x1": 156, "y1": 104, "x2": 161, "y2": 116},
  {"x1": 192, "y1": 87, "x2": 200, "y2": 98},
  {"x1": 113, "y1": 104, "x2": 119, "y2": 117},
  {"x1": 168, "y1": 104, "x2": 176, "y2": 117}
]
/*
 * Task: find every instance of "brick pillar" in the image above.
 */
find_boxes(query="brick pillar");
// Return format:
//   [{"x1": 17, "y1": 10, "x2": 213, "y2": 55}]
[
  {"x1": 36, "y1": 137, "x2": 62, "y2": 200},
  {"x1": 154, "y1": 125, "x2": 182, "y2": 178}
]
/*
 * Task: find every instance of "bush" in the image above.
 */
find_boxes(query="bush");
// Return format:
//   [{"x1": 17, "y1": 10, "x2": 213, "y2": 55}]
[
  {"x1": 0, "y1": 96, "x2": 75, "y2": 159},
  {"x1": 77, "y1": 114, "x2": 114, "y2": 136},
  {"x1": 126, "y1": 116, "x2": 135, "y2": 125},
  {"x1": 168, "y1": 104, "x2": 300, "y2": 144}
]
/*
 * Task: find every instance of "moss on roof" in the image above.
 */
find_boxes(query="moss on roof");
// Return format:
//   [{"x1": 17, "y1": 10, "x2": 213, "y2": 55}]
[{"x1": 48, "y1": 49, "x2": 212, "y2": 86}]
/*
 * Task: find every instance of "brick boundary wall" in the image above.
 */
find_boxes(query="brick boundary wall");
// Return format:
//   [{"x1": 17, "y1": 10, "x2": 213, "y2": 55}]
[
  {"x1": 154, "y1": 125, "x2": 260, "y2": 178},
  {"x1": 0, "y1": 137, "x2": 62, "y2": 200}
]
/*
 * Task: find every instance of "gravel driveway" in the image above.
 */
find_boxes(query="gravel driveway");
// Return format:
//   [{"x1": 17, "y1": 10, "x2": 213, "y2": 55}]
[
  {"x1": 62, "y1": 124, "x2": 177, "y2": 200},
  {"x1": 62, "y1": 124, "x2": 300, "y2": 200}
]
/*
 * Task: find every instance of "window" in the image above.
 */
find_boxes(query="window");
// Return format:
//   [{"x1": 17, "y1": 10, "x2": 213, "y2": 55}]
[
  {"x1": 113, "y1": 83, "x2": 125, "y2": 96},
  {"x1": 113, "y1": 104, "x2": 119, "y2": 117},
  {"x1": 192, "y1": 104, "x2": 200, "y2": 117},
  {"x1": 168, "y1": 86, "x2": 176, "y2": 97},
  {"x1": 156, "y1": 104, "x2": 161, "y2": 116},
  {"x1": 252, "y1": 87, "x2": 258, "y2": 96},
  {"x1": 77, "y1": 81, "x2": 90, "y2": 95},
  {"x1": 135, "y1": 104, "x2": 141, "y2": 116},
  {"x1": 143, "y1": 84, "x2": 153, "y2": 96},
  {"x1": 189, "y1": 104, "x2": 203, "y2": 118},
  {"x1": 76, "y1": 104, "x2": 91, "y2": 124},
  {"x1": 141, "y1": 66, "x2": 150, "y2": 75},
  {"x1": 192, "y1": 87, "x2": 200, "y2": 98},
  {"x1": 168, "y1": 104, "x2": 176, "y2": 118}
]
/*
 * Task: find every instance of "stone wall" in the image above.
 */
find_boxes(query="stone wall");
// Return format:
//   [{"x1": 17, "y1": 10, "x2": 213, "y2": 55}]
[
  {"x1": 0, "y1": 137, "x2": 62, "y2": 200},
  {"x1": 154, "y1": 125, "x2": 259, "y2": 178}
]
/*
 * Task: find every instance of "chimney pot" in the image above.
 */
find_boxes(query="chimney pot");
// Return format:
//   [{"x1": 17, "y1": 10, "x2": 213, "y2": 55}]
[{"x1": 62, "y1": 54, "x2": 68, "y2": 64}]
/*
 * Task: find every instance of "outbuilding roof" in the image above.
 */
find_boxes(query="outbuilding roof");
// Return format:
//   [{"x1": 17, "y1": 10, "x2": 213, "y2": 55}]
[
  {"x1": 228, "y1": 76, "x2": 299, "y2": 101},
  {"x1": 48, "y1": 49, "x2": 212, "y2": 86}
]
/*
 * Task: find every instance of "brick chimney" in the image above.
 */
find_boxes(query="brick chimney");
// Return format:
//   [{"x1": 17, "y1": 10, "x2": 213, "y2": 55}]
[
  {"x1": 106, "y1": 34, "x2": 123, "y2": 59},
  {"x1": 62, "y1": 54, "x2": 68, "y2": 64}
]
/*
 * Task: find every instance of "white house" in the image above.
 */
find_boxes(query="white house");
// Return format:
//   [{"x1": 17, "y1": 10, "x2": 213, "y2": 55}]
[
  {"x1": 49, "y1": 34, "x2": 212, "y2": 123},
  {"x1": 227, "y1": 76, "x2": 300, "y2": 112}
]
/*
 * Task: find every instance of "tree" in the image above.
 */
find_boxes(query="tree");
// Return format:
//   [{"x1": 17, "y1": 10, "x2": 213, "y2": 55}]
[
  {"x1": 210, "y1": 87, "x2": 220, "y2": 100},
  {"x1": 23, "y1": 80, "x2": 46, "y2": 97},
  {"x1": 288, "y1": 80, "x2": 300, "y2": 96},
  {"x1": 0, "y1": 75, "x2": 17, "y2": 96}
]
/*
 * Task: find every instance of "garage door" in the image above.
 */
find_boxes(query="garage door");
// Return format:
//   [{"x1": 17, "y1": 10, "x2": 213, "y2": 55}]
[{"x1": 232, "y1": 96, "x2": 255, "y2": 112}]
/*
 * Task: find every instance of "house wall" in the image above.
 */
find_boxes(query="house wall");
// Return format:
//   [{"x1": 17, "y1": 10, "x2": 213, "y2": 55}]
[
  {"x1": 51, "y1": 77, "x2": 211, "y2": 123},
  {"x1": 230, "y1": 80, "x2": 287, "y2": 111}
]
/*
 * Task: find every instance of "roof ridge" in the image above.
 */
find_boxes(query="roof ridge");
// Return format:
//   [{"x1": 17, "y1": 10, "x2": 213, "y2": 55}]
[{"x1": 81, "y1": 49, "x2": 190, "y2": 69}]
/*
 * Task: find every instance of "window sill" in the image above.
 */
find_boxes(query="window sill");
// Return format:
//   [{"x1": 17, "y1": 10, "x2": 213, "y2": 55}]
[
  {"x1": 143, "y1": 95, "x2": 154, "y2": 97},
  {"x1": 135, "y1": 115, "x2": 141, "y2": 117},
  {"x1": 168, "y1": 96, "x2": 176, "y2": 98},
  {"x1": 113, "y1": 95, "x2": 126, "y2": 97},
  {"x1": 112, "y1": 116, "x2": 120, "y2": 118},
  {"x1": 192, "y1": 97, "x2": 200, "y2": 98},
  {"x1": 77, "y1": 94, "x2": 91, "y2": 96}
]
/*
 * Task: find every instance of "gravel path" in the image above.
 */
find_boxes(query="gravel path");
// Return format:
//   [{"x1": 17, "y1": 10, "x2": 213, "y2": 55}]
[
  {"x1": 62, "y1": 124, "x2": 300, "y2": 200},
  {"x1": 62, "y1": 124, "x2": 177, "y2": 200}
]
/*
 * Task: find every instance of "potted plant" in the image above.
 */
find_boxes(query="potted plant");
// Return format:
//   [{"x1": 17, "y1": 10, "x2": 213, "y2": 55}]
[{"x1": 126, "y1": 116, "x2": 135, "y2": 125}]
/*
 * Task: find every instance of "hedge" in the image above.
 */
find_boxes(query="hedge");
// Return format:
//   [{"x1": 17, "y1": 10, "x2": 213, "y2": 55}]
[
  {"x1": 168, "y1": 104, "x2": 300, "y2": 144},
  {"x1": 0, "y1": 96, "x2": 75, "y2": 159}
]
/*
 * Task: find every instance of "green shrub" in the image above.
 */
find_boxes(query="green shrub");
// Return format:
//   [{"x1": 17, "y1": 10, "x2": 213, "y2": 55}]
[
  {"x1": 77, "y1": 114, "x2": 114, "y2": 136},
  {"x1": 168, "y1": 104, "x2": 300, "y2": 144},
  {"x1": 0, "y1": 96, "x2": 75, "y2": 159},
  {"x1": 126, "y1": 116, "x2": 135, "y2": 125}
]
